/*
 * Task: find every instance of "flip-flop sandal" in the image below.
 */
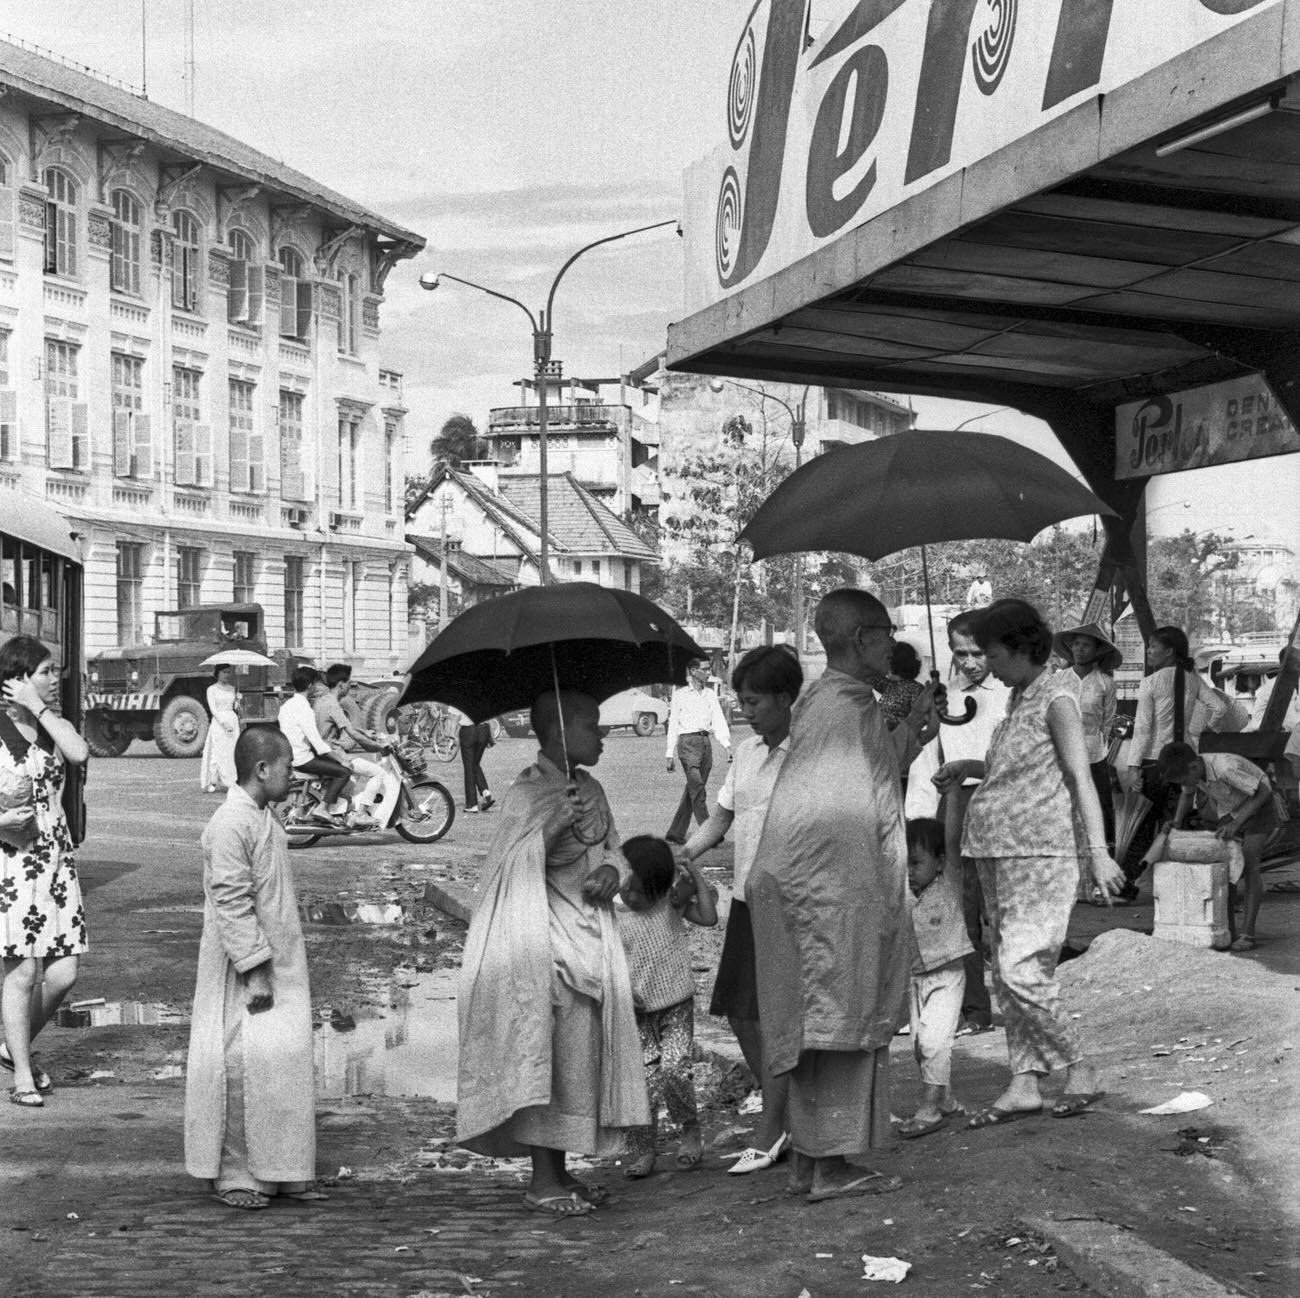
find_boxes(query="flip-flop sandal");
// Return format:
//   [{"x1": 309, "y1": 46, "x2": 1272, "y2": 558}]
[
  {"x1": 675, "y1": 1143, "x2": 704, "y2": 1170},
  {"x1": 211, "y1": 1189, "x2": 270, "y2": 1210},
  {"x1": 1051, "y1": 1092, "x2": 1106, "y2": 1118},
  {"x1": 9, "y1": 1088, "x2": 44, "y2": 1108},
  {"x1": 281, "y1": 1184, "x2": 331, "y2": 1201},
  {"x1": 568, "y1": 1181, "x2": 609, "y2": 1205},
  {"x1": 899, "y1": 1114, "x2": 947, "y2": 1140},
  {"x1": 805, "y1": 1172, "x2": 903, "y2": 1203},
  {"x1": 1229, "y1": 935, "x2": 1258, "y2": 952},
  {"x1": 523, "y1": 1191, "x2": 594, "y2": 1217},
  {"x1": 0, "y1": 1047, "x2": 52, "y2": 1093},
  {"x1": 967, "y1": 1105, "x2": 1042, "y2": 1129},
  {"x1": 1268, "y1": 880, "x2": 1300, "y2": 893}
]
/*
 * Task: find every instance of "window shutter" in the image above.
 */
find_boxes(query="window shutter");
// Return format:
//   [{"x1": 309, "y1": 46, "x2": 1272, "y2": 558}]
[
  {"x1": 279, "y1": 275, "x2": 298, "y2": 336},
  {"x1": 0, "y1": 189, "x2": 17, "y2": 261},
  {"x1": 134, "y1": 413, "x2": 152, "y2": 478},
  {"x1": 281, "y1": 435, "x2": 305, "y2": 501},
  {"x1": 227, "y1": 258, "x2": 248, "y2": 323},
  {"x1": 195, "y1": 423, "x2": 212, "y2": 486},
  {"x1": 171, "y1": 247, "x2": 186, "y2": 309},
  {"x1": 229, "y1": 416, "x2": 248, "y2": 492},
  {"x1": 113, "y1": 410, "x2": 133, "y2": 476},
  {"x1": 246, "y1": 264, "x2": 265, "y2": 328},
  {"x1": 296, "y1": 279, "x2": 314, "y2": 339},
  {"x1": 187, "y1": 247, "x2": 200, "y2": 312},
  {"x1": 44, "y1": 201, "x2": 58, "y2": 273},
  {"x1": 47, "y1": 397, "x2": 74, "y2": 468},
  {"x1": 0, "y1": 388, "x2": 16, "y2": 459},
  {"x1": 110, "y1": 222, "x2": 124, "y2": 290},
  {"x1": 72, "y1": 403, "x2": 89, "y2": 468},
  {"x1": 248, "y1": 427, "x2": 264, "y2": 493},
  {"x1": 174, "y1": 418, "x2": 195, "y2": 485}
]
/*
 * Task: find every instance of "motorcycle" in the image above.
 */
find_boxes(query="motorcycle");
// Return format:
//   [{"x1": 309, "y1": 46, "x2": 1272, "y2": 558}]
[{"x1": 279, "y1": 741, "x2": 455, "y2": 848}]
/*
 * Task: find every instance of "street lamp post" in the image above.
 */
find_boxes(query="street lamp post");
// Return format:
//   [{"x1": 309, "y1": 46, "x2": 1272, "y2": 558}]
[
  {"x1": 709, "y1": 378, "x2": 809, "y2": 656},
  {"x1": 420, "y1": 218, "x2": 677, "y2": 585}
]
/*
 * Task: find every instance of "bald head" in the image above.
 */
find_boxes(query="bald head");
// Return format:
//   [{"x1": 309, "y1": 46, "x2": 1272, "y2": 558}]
[
  {"x1": 815, "y1": 588, "x2": 886, "y2": 655},
  {"x1": 530, "y1": 689, "x2": 598, "y2": 746},
  {"x1": 234, "y1": 725, "x2": 292, "y2": 782}
]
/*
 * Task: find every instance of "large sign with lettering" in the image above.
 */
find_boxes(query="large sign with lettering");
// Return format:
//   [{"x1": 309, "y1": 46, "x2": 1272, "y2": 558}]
[
  {"x1": 683, "y1": 0, "x2": 1281, "y2": 314},
  {"x1": 1115, "y1": 376, "x2": 1300, "y2": 479}
]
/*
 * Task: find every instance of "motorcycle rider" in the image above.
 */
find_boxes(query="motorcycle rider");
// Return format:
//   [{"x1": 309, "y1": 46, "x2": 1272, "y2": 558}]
[
  {"x1": 314, "y1": 664, "x2": 399, "y2": 827},
  {"x1": 278, "y1": 667, "x2": 353, "y2": 825}
]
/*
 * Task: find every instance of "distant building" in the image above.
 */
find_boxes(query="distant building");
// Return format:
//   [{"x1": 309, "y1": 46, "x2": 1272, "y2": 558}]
[
  {"x1": 406, "y1": 464, "x2": 658, "y2": 618},
  {"x1": 0, "y1": 41, "x2": 423, "y2": 671},
  {"x1": 1216, "y1": 536, "x2": 1299, "y2": 636},
  {"x1": 485, "y1": 354, "x2": 662, "y2": 517}
]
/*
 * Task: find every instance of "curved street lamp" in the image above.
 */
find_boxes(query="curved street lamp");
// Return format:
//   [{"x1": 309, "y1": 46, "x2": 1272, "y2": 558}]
[{"x1": 420, "y1": 218, "x2": 679, "y2": 584}]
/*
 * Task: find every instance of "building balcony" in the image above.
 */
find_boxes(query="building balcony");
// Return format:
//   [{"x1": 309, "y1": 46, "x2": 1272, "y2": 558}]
[{"x1": 488, "y1": 403, "x2": 629, "y2": 431}]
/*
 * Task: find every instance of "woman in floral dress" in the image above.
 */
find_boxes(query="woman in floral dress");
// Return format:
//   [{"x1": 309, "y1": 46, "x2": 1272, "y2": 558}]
[
  {"x1": 934, "y1": 601, "x2": 1124, "y2": 1127},
  {"x1": 0, "y1": 635, "x2": 90, "y2": 1107}
]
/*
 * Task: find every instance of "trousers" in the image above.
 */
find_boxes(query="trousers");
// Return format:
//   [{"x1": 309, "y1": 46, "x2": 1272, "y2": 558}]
[{"x1": 667, "y1": 733, "x2": 712, "y2": 841}]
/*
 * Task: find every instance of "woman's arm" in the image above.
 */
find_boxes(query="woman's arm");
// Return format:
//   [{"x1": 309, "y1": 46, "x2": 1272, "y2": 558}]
[
  {"x1": 1125, "y1": 674, "x2": 1156, "y2": 788},
  {"x1": 1171, "y1": 785, "x2": 1194, "y2": 829},
  {"x1": 1047, "y1": 696, "x2": 1123, "y2": 894},
  {"x1": 682, "y1": 807, "x2": 734, "y2": 862}
]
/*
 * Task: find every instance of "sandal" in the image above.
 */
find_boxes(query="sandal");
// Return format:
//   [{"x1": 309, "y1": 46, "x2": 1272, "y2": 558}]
[
  {"x1": 567, "y1": 1181, "x2": 609, "y2": 1205},
  {"x1": 9, "y1": 1087, "x2": 44, "y2": 1108},
  {"x1": 899, "y1": 1113, "x2": 947, "y2": 1140},
  {"x1": 523, "y1": 1191, "x2": 594, "y2": 1216},
  {"x1": 623, "y1": 1153, "x2": 657, "y2": 1180},
  {"x1": 675, "y1": 1129, "x2": 704, "y2": 1170},
  {"x1": 967, "y1": 1105, "x2": 1041, "y2": 1129},
  {"x1": 0, "y1": 1045, "x2": 52, "y2": 1093},
  {"x1": 1229, "y1": 935, "x2": 1257, "y2": 952},
  {"x1": 806, "y1": 1172, "x2": 903, "y2": 1203},
  {"x1": 281, "y1": 1184, "x2": 331, "y2": 1201},
  {"x1": 211, "y1": 1188, "x2": 270, "y2": 1210},
  {"x1": 1051, "y1": 1091, "x2": 1105, "y2": 1118}
]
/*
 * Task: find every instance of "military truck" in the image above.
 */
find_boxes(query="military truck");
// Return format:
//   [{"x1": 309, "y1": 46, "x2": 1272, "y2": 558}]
[{"x1": 84, "y1": 603, "x2": 289, "y2": 758}]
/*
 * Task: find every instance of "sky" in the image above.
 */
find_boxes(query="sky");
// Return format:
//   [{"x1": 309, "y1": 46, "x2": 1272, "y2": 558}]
[{"x1": 3, "y1": 0, "x2": 1295, "y2": 558}]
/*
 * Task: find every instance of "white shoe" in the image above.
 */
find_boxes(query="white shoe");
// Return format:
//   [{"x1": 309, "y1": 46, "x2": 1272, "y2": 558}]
[{"x1": 726, "y1": 1132, "x2": 789, "y2": 1175}]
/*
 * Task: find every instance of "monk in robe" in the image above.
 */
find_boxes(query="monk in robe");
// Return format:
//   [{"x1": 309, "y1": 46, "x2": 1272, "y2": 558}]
[
  {"x1": 185, "y1": 727, "x2": 326, "y2": 1209},
  {"x1": 456, "y1": 689, "x2": 648, "y2": 1216},
  {"x1": 747, "y1": 589, "x2": 937, "y2": 1202}
]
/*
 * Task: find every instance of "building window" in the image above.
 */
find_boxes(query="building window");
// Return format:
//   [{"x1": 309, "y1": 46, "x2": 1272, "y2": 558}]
[
  {"x1": 233, "y1": 550, "x2": 256, "y2": 604},
  {"x1": 171, "y1": 210, "x2": 201, "y2": 312},
  {"x1": 337, "y1": 269, "x2": 359, "y2": 356},
  {"x1": 172, "y1": 365, "x2": 211, "y2": 486},
  {"x1": 337, "y1": 414, "x2": 359, "y2": 511},
  {"x1": 111, "y1": 352, "x2": 150, "y2": 478},
  {"x1": 279, "y1": 389, "x2": 307, "y2": 501},
  {"x1": 116, "y1": 542, "x2": 145, "y2": 646},
  {"x1": 45, "y1": 340, "x2": 87, "y2": 470},
  {"x1": 226, "y1": 228, "x2": 263, "y2": 327},
  {"x1": 278, "y1": 246, "x2": 308, "y2": 340},
  {"x1": 384, "y1": 423, "x2": 396, "y2": 515},
  {"x1": 0, "y1": 332, "x2": 14, "y2": 462},
  {"x1": 0, "y1": 156, "x2": 14, "y2": 263},
  {"x1": 228, "y1": 378, "x2": 262, "y2": 493},
  {"x1": 110, "y1": 190, "x2": 142, "y2": 294},
  {"x1": 573, "y1": 560, "x2": 583, "y2": 575},
  {"x1": 43, "y1": 168, "x2": 78, "y2": 277},
  {"x1": 176, "y1": 546, "x2": 203, "y2": 609},
  {"x1": 591, "y1": 559, "x2": 601, "y2": 582},
  {"x1": 284, "y1": 555, "x2": 305, "y2": 646}
]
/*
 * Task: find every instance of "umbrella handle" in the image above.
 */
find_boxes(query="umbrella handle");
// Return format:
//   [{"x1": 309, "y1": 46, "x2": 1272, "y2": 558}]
[
  {"x1": 939, "y1": 695, "x2": 978, "y2": 727},
  {"x1": 549, "y1": 644, "x2": 572, "y2": 777}
]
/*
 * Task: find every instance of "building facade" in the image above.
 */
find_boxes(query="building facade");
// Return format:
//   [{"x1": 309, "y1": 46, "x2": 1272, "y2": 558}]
[{"x1": 0, "y1": 43, "x2": 424, "y2": 673}]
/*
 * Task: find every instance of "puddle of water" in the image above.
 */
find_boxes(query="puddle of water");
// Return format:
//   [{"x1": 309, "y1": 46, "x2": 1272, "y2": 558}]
[
  {"x1": 300, "y1": 901, "x2": 407, "y2": 926},
  {"x1": 314, "y1": 968, "x2": 457, "y2": 1103},
  {"x1": 57, "y1": 999, "x2": 188, "y2": 1028}
]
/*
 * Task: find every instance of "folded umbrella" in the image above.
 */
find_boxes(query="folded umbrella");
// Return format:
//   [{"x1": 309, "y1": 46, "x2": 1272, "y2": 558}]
[{"x1": 400, "y1": 582, "x2": 704, "y2": 723}]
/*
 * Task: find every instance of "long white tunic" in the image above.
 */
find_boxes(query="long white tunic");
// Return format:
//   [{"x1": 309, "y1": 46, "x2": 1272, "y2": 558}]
[{"x1": 184, "y1": 786, "x2": 315, "y2": 1183}]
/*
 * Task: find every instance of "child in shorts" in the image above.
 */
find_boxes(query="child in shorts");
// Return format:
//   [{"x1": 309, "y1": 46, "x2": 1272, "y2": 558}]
[
  {"x1": 617, "y1": 834, "x2": 717, "y2": 1178},
  {"x1": 900, "y1": 815, "x2": 972, "y2": 1139}
]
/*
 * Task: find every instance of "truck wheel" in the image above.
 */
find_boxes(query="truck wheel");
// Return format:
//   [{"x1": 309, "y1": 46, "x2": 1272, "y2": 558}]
[
  {"x1": 364, "y1": 688, "x2": 399, "y2": 735},
  {"x1": 633, "y1": 712, "x2": 656, "y2": 738},
  {"x1": 153, "y1": 696, "x2": 209, "y2": 758},
  {"x1": 84, "y1": 712, "x2": 134, "y2": 757}
]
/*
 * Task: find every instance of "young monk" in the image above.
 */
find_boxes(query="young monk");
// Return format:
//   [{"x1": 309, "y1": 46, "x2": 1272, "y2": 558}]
[
  {"x1": 184, "y1": 727, "x2": 326, "y2": 1210},
  {"x1": 456, "y1": 689, "x2": 649, "y2": 1216}
]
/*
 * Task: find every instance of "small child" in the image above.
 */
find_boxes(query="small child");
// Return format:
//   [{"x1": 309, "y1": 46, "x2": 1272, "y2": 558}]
[
  {"x1": 1157, "y1": 741, "x2": 1277, "y2": 952},
  {"x1": 616, "y1": 834, "x2": 718, "y2": 1179},
  {"x1": 900, "y1": 815, "x2": 973, "y2": 1139}
]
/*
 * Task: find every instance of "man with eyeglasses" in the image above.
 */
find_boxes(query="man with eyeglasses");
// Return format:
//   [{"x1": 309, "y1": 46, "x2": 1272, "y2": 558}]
[{"x1": 745, "y1": 589, "x2": 939, "y2": 1202}]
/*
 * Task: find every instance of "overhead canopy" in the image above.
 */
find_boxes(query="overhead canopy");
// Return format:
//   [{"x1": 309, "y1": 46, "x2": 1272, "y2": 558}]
[
  {"x1": 2, "y1": 491, "x2": 84, "y2": 562},
  {"x1": 668, "y1": 0, "x2": 1300, "y2": 504}
]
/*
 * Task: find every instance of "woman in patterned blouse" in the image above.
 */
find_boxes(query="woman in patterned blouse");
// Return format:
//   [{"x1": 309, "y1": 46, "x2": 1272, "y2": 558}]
[{"x1": 934, "y1": 600, "x2": 1124, "y2": 1127}]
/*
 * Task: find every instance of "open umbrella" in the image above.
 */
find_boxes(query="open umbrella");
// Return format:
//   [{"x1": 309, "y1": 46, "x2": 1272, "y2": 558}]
[
  {"x1": 400, "y1": 582, "x2": 704, "y2": 725},
  {"x1": 199, "y1": 649, "x2": 279, "y2": 669},
  {"x1": 739, "y1": 429, "x2": 1115, "y2": 688}
]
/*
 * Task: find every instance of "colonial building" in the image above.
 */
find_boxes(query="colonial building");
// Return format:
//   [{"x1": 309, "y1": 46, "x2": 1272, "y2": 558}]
[
  {"x1": 407, "y1": 464, "x2": 658, "y2": 619},
  {"x1": 0, "y1": 42, "x2": 424, "y2": 671}
]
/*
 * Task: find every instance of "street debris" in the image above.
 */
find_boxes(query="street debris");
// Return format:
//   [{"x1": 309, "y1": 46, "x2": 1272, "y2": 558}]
[
  {"x1": 737, "y1": 1092, "x2": 763, "y2": 1115},
  {"x1": 1139, "y1": 1091, "x2": 1213, "y2": 1115},
  {"x1": 860, "y1": 1255, "x2": 911, "y2": 1283}
]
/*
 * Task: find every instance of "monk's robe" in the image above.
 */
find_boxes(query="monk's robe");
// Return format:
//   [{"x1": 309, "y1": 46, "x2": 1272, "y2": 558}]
[
  {"x1": 746, "y1": 669, "x2": 918, "y2": 1159},
  {"x1": 457, "y1": 753, "x2": 648, "y2": 1156},
  {"x1": 185, "y1": 786, "x2": 316, "y2": 1192}
]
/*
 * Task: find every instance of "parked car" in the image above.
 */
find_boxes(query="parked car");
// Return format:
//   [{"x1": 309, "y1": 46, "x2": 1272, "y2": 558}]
[{"x1": 599, "y1": 688, "x2": 670, "y2": 737}]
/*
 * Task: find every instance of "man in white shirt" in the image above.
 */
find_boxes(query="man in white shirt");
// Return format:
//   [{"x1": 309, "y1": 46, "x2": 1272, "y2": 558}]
[
  {"x1": 965, "y1": 574, "x2": 993, "y2": 607},
  {"x1": 682, "y1": 646, "x2": 801, "y2": 1176},
  {"x1": 664, "y1": 657, "x2": 731, "y2": 844},
  {"x1": 314, "y1": 663, "x2": 397, "y2": 826},
  {"x1": 278, "y1": 667, "x2": 353, "y2": 824},
  {"x1": 905, "y1": 612, "x2": 1009, "y2": 1033},
  {"x1": 1248, "y1": 652, "x2": 1300, "y2": 731}
]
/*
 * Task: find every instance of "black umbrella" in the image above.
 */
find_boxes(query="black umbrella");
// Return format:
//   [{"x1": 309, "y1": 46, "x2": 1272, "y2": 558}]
[
  {"x1": 739, "y1": 429, "x2": 1115, "y2": 714},
  {"x1": 400, "y1": 582, "x2": 704, "y2": 726}
]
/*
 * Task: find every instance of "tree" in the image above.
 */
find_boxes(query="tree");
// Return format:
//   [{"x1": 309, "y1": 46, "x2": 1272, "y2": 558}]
[
  {"x1": 404, "y1": 471, "x2": 432, "y2": 518},
  {"x1": 1145, "y1": 530, "x2": 1240, "y2": 640},
  {"x1": 429, "y1": 413, "x2": 489, "y2": 469}
]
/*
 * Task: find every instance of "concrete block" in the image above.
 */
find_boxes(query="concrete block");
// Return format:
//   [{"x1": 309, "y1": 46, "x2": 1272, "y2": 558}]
[{"x1": 1152, "y1": 858, "x2": 1230, "y2": 951}]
